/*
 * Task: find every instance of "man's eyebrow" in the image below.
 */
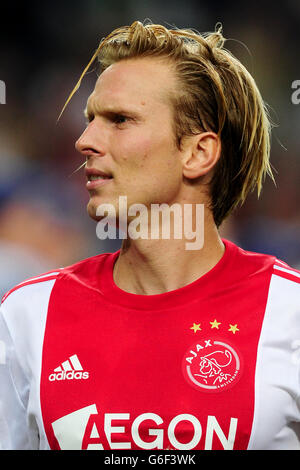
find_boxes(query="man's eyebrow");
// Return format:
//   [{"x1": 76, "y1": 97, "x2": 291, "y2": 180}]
[{"x1": 84, "y1": 102, "x2": 142, "y2": 120}]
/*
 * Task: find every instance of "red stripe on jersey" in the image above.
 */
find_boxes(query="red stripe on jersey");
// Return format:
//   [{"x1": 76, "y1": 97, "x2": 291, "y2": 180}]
[
  {"x1": 272, "y1": 267, "x2": 300, "y2": 285},
  {"x1": 274, "y1": 262, "x2": 300, "y2": 273},
  {"x1": 40, "y1": 240, "x2": 276, "y2": 450}
]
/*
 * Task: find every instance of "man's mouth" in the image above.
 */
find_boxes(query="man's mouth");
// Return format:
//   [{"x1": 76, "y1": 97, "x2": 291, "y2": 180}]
[
  {"x1": 85, "y1": 168, "x2": 113, "y2": 188},
  {"x1": 88, "y1": 174, "x2": 112, "y2": 181}
]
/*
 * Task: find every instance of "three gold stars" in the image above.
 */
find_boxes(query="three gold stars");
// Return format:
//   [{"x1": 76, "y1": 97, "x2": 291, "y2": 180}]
[{"x1": 189, "y1": 320, "x2": 240, "y2": 334}]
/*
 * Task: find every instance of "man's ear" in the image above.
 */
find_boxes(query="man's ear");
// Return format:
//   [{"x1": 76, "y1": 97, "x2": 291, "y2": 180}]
[{"x1": 182, "y1": 132, "x2": 221, "y2": 179}]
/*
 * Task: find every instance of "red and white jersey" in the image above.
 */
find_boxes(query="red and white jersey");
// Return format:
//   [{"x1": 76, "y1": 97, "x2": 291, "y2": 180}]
[{"x1": 1, "y1": 238, "x2": 300, "y2": 450}]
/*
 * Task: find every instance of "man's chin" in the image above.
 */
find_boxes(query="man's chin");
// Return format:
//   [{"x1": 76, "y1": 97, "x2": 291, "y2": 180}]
[
  {"x1": 86, "y1": 200, "x2": 101, "y2": 222},
  {"x1": 86, "y1": 199, "x2": 119, "y2": 224}
]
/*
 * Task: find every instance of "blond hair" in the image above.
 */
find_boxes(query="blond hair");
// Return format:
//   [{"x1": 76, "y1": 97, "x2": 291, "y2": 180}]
[{"x1": 60, "y1": 20, "x2": 275, "y2": 227}]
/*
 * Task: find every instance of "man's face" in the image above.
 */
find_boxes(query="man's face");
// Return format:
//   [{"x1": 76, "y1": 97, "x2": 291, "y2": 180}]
[{"x1": 75, "y1": 57, "x2": 185, "y2": 222}]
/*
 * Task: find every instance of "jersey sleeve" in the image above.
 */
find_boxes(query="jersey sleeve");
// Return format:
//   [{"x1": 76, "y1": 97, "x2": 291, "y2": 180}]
[
  {"x1": 0, "y1": 273, "x2": 59, "y2": 450},
  {"x1": 0, "y1": 305, "x2": 39, "y2": 449}
]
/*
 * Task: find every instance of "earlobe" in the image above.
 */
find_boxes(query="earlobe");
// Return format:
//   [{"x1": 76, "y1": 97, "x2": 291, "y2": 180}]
[{"x1": 182, "y1": 132, "x2": 221, "y2": 179}]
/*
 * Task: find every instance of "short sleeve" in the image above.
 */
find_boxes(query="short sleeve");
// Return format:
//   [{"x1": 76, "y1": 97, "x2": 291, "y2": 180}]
[{"x1": 0, "y1": 306, "x2": 36, "y2": 449}]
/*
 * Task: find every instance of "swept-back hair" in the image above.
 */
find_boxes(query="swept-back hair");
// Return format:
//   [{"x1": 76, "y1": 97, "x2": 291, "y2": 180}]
[{"x1": 60, "y1": 20, "x2": 275, "y2": 227}]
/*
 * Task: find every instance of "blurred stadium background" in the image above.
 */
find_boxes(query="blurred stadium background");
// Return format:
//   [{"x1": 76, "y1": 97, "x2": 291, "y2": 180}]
[{"x1": 0, "y1": 0, "x2": 299, "y2": 297}]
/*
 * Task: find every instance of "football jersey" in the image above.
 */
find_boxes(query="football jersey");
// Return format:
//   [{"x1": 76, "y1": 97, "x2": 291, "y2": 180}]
[{"x1": 0, "y1": 238, "x2": 300, "y2": 450}]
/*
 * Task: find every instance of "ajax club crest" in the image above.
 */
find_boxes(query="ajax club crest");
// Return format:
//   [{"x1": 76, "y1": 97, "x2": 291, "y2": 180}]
[{"x1": 182, "y1": 338, "x2": 242, "y2": 392}]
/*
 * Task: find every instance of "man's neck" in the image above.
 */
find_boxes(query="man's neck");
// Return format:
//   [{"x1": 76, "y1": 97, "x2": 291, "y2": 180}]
[{"x1": 113, "y1": 211, "x2": 225, "y2": 295}]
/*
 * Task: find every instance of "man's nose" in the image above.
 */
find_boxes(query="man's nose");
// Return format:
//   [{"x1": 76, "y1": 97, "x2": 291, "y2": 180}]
[{"x1": 75, "y1": 120, "x2": 105, "y2": 157}]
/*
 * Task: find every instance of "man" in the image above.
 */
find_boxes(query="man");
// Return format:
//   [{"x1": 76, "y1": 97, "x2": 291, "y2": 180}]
[{"x1": 0, "y1": 20, "x2": 299, "y2": 450}]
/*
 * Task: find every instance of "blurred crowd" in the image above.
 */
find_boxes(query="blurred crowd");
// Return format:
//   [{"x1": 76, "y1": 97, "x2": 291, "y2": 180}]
[{"x1": 0, "y1": 0, "x2": 299, "y2": 298}]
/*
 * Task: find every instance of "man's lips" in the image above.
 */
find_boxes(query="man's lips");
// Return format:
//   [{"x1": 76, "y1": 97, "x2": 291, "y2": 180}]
[{"x1": 85, "y1": 168, "x2": 113, "y2": 190}]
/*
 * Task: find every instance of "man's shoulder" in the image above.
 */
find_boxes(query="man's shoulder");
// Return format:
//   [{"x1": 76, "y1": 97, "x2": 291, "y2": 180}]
[
  {"x1": 270, "y1": 258, "x2": 300, "y2": 286},
  {"x1": 1, "y1": 268, "x2": 62, "y2": 306},
  {"x1": 229, "y1": 239, "x2": 300, "y2": 287},
  {"x1": 0, "y1": 251, "x2": 117, "y2": 307}
]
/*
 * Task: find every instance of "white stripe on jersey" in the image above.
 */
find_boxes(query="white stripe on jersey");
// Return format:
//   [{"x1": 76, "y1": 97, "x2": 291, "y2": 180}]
[
  {"x1": 274, "y1": 260, "x2": 289, "y2": 267},
  {"x1": 12, "y1": 271, "x2": 61, "y2": 287},
  {"x1": 273, "y1": 265, "x2": 300, "y2": 279},
  {"x1": 248, "y1": 273, "x2": 300, "y2": 449}
]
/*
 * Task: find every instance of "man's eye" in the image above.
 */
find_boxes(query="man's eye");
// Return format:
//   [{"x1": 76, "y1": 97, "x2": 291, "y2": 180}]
[
  {"x1": 114, "y1": 115, "x2": 128, "y2": 125},
  {"x1": 86, "y1": 114, "x2": 94, "y2": 125}
]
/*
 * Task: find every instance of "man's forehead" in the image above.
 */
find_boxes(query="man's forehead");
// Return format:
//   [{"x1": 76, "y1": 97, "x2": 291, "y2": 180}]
[{"x1": 91, "y1": 57, "x2": 176, "y2": 106}]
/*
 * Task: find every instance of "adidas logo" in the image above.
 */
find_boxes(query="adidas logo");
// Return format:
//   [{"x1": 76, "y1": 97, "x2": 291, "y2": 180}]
[{"x1": 48, "y1": 354, "x2": 89, "y2": 381}]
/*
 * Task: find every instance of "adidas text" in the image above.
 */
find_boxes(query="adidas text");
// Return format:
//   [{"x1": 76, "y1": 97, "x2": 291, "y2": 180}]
[{"x1": 49, "y1": 370, "x2": 89, "y2": 381}]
